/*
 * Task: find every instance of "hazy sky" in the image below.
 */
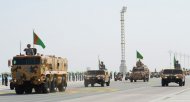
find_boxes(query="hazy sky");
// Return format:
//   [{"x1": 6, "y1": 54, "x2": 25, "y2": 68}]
[{"x1": 1, "y1": 0, "x2": 190, "y2": 73}]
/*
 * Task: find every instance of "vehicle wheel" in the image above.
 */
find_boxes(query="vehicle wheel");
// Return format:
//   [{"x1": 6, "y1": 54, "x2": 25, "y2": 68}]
[
  {"x1": 134, "y1": 80, "x2": 137, "y2": 82},
  {"x1": 101, "y1": 82, "x2": 105, "y2": 87},
  {"x1": 115, "y1": 78, "x2": 117, "y2": 81},
  {"x1": 183, "y1": 81, "x2": 185, "y2": 86},
  {"x1": 10, "y1": 82, "x2": 14, "y2": 90},
  {"x1": 58, "y1": 77, "x2": 67, "y2": 92},
  {"x1": 42, "y1": 78, "x2": 51, "y2": 93},
  {"x1": 166, "y1": 83, "x2": 168, "y2": 86},
  {"x1": 179, "y1": 81, "x2": 183, "y2": 86},
  {"x1": 162, "y1": 82, "x2": 165, "y2": 86},
  {"x1": 84, "y1": 81, "x2": 88, "y2": 87},
  {"x1": 143, "y1": 78, "x2": 146, "y2": 82},
  {"x1": 130, "y1": 79, "x2": 133, "y2": 82},
  {"x1": 15, "y1": 85, "x2": 24, "y2": 94},
  {"x1": 91, "y1": 83, "x2": 94, "y2": 87},
  {"x1": 162, "y1": 79, "x2": 165, "y2": 87},
  {"x1": 106, "y1": 81, "x2": 110, "y2": 86},
  {"x1": 147, "y1": 78, "x2": 149, "y2": 82},
  {"x1": 50, "y1": 78, "x2": 57, "y2": 92}
]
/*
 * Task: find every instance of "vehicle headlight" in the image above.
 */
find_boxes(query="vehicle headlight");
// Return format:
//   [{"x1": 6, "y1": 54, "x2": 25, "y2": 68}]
[
  {"x1": 176, "y1": 76, "x2": 179, "y2": 79},
  {"x1": 164, "y1": 76, "x2": 167, "y2": 79}
]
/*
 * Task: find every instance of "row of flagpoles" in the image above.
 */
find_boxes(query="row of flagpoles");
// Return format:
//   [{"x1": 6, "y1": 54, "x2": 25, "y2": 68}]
[{"x1": 169, "y1": 50, "x2": 190, "y2": 69}]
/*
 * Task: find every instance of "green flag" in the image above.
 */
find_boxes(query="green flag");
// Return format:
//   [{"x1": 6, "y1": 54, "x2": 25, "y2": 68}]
[
  {"x1": 33, "y1": 31, "x2": 46, "y2": 49},
  {"x1": 137, "y1": 51, "x2": 143, "y2": 59}
]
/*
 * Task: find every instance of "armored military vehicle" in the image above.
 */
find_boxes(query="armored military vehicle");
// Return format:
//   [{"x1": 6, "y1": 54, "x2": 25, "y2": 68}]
[
  {"x1": 8, "y1": 44, "x2": 68, "y2": 94},
  {"x1": 150, "y1": 72, "x2": 160, "y2": 78},
  {"x1": 114, "y1": 72, "x2": 123, "y2": 81},
  {"x1": 125, "y1": 72, "x2": 130, "y2": 81},
  {"x1": 84, "y1": 69, "x2": 110, "y2": 87},
  {"x1": 130, "y1": 60, "x2": 149, "y2": 82},
  {"x1": 161, "y1": 69, "x2": 185, "y2": 87}
]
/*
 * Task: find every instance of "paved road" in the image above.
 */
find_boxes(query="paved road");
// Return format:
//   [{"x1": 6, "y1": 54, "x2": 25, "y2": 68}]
[{"x1": 0, "y1": 77, "x2": 190, "y2": 102}]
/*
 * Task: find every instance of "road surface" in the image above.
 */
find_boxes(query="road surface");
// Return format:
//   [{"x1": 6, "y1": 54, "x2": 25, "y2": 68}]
[{"x1": 0, "y1": 77, "x2": 190, "y2": 102}]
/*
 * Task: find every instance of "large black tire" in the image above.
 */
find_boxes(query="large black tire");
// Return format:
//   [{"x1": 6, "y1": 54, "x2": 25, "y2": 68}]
[
  {"x1": 183, "y1": 81, "x2": 185, "y2": 86},
  {"x1": 147, "y1": 78, "x2": 149, "y2": 82},
  {"x1": 84, "y1": 81, "x2": 88, "y2": 87},
  {"x1": 42, "y1": 78, "x2": 51, "y2": 93},
  {"x1": 179, "y1": 81, "x2": 183, "y2": 86},
  {"x1": 162, "y1": 79, "x2": 165, "y2": 87},
  {"x1": 58, "y1": 77, "x2": 67, "y2": 92},
  {"x1": 143, "y1": 78, "x2": 146, "y2": 82},
  {"x1": 10, "y1": 82, "x2": 14, "y2": 90},
  {"x1": 91, "y1": 84, "x2": 94, "y2": 87},
  {"x1": 15, "y1": 85, "x2": 24, "y2": 94},
  {"x1": 166, "y1": 83, "x2": 168, "y2": 86},
  {"x1": 101, "y1": 82, "x2": 105, "y2": 87},
  {"x1": 106, "y1": 81, "x2": 110, "y2": 86},
  {"x1": 130, "y1": 79, "x2": 133, "y2": 82},
  {"x1": 134, "y1": 80, "x2": 137, "y2": 82},
  {"x1": 50, "y1": 78, "x2": 57, "y2": 92}
]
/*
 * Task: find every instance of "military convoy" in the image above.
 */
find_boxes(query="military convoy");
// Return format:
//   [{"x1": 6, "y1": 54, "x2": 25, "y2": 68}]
[
  {"x1": 130, "y1": 60, "x2": 150, "y2": 82},
  {"x1": 6, "y1": 43, "x2": 187, "y2": 95},
  {"x1": 9, "y1": 44, "x2": 68, "y2": 94}
]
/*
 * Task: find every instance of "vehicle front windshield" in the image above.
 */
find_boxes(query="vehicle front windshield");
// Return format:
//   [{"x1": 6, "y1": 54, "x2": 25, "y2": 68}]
[
  {"x1": 13, "y1": 57, "x2": 41, "y2": 65},
  {"x1": 163, "y1": 70, "x2": 182, "y2": 74},
  {"x1": 133, "y1": 68, "x2": 144, "y2": 72},
  {"x1": 87, "y1": 70, "x2": 105, "y2": 75}
]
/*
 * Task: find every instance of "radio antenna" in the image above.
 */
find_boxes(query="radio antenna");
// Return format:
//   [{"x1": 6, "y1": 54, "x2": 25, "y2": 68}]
[{"x1": 20, "y1": 40, "x2": 22, "y2": 55}]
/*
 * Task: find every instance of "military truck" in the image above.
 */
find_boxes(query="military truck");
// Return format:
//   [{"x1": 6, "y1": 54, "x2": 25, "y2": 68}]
[
  {"x1": 8, "y1": 44, "x2": 68, "y2": 94},
  {"x1": 161, "y1": 69, "x2": 185, "y2": 87},
  {"x1": 84, "y1": 69, "x2": 110, "y2": 87},
  {"x1": 130, "y1": 60, "x2": 149, "y2": 82}
]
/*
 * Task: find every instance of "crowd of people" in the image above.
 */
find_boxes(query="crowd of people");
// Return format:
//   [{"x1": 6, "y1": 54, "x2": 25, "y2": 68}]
[{"x1": 67, "y1": 71, "x2": 118, "y2": 82}]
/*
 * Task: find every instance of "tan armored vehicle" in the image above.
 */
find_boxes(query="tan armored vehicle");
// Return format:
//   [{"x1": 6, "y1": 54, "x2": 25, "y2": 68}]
[
  {"x1": 161, "y1": 69, "x2": 185, "y2": 86},
  {"x1": 9, "y1": 44, "x2": 68, "y2": 94},
  {"x1": 130, "y1": 60, "x2": 149, "y2": 82},
  {"x1": 84, "y1": 69, "x2": 110, "y2": 87}
]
